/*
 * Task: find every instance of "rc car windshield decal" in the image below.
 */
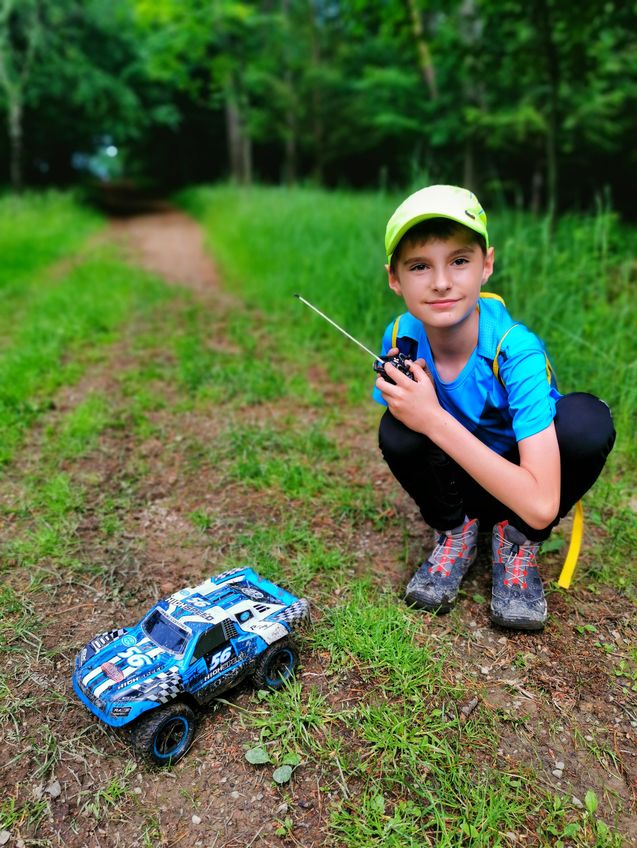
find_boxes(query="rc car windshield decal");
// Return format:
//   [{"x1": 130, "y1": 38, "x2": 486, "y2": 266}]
[{"x1": 142, "y1": 608, "x2": 189, "y2": 654}]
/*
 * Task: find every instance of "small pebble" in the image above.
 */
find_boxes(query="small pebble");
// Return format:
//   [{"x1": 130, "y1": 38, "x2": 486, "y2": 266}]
[
  {"x1": 230, "y1": 791, "x2": 240, "y2": 799},
  {"x1": 555, "y1": 761, "x2": 565, "y2": 770},
  {"x1": 276, "y1": 803, "x2": 289, "y2": 815},
  {"x1": 46, "y1": 780, "x2": 61, "y2": 799},
  {"x1": 133, "y1": 787, "x2": 142, "y2": 795},
  {"x1": 0, "y1": 832, "x2": 10, "y2": 847},
  {"x1": 192, "y1": 815, "x2": 201, "y2": 825},
  {"x1": 480, "y1": 666, "x2": 491, "y2": 675},
  {"x1": 552, "y1": 769, "x2": 563, "y2": 778},
  {"x1": 572, "y1": 796, "x2": 583, "y2": 808}
]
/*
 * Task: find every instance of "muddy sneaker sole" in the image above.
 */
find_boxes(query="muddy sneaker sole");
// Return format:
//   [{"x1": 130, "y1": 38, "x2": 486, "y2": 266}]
[{"x1": 490, "y1": 608, "x2": 547, "y2": 631}]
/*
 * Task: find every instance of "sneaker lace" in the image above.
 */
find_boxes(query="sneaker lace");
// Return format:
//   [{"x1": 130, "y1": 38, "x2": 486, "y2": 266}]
[
  {"x1": 502, "y1": 542, "x2": 538, "y2": 589},
  {"x1": 429, "y1": 530, "x2": 469, "y2": 577}
]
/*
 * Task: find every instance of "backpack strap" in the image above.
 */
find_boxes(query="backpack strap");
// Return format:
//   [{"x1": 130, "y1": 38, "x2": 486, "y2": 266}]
[
  {"x1": 492, "y1": 323, "x2": 521, "y2": 387},
  {"x1": 390, "y1": 315, "x2": 419, "y2": 360},
  {"x1": 391, "y1": 316, "x2": 400, "y2": 349},
  {"x1": 493, "y1": 323, "x2": 555, "y2": 389}
]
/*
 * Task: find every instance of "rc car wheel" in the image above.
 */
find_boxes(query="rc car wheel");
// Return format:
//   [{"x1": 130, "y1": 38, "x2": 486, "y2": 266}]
[
  {"x1": 129, "y1": 701, "x2": 197, "y2": 766},
  {"x1": 252, "y1": 638, "x2": 299, "y2": 691}
]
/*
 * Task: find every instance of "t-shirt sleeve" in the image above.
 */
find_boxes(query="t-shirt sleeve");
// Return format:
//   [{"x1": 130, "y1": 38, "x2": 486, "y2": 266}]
[
  {"x1": 371, "y1": 320, "x2": 395, "y2": 406},
  {"x1": 498, "y1": 339, "x2": 557, "y2": 442}
]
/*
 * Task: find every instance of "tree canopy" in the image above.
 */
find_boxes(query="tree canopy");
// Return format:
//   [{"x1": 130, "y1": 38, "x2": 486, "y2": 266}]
[{"x1": 1, "y1": 0, "x2": 636, "y2": 213}]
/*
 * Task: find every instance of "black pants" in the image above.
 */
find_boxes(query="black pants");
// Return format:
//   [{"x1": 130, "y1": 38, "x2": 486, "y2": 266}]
[{"x1": 378, "y1": 393, "x2": 616, "y2": 542}]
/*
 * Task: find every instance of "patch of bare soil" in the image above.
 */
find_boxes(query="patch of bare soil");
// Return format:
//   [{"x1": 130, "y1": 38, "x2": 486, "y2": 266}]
[
  {"x1": 1, "y1": 209, "x2": 635, "y2": 848},
  {"x1": 108, "y1": 208, "x2": 222, "y2": 299}
]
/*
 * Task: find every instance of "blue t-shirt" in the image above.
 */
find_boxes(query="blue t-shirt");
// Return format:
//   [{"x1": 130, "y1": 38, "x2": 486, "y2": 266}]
[{"x1": 373, "y1": 294, "x2": 561, "y2": 455}]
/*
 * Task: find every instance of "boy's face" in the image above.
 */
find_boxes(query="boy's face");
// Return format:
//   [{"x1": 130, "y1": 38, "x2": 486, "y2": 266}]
[{"x1": 386, "y1": 232, "x2": 495, "y2": 332}]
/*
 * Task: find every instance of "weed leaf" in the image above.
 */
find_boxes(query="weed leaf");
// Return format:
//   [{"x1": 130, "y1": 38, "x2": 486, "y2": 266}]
[
  {"x1": 245, "y1": 747, "x2": 270, "y2": 765},
  {"x1": 272, "y1": 765, "x2": 293, "y2": 784},
  {"x1": 584, "y1": 790, "x2": 598, "y2": 814}
]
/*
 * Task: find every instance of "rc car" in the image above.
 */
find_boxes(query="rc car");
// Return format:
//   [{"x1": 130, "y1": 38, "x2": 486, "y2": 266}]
[{"x1": 73, "y1": 567, "x2": 309, "y2": 765}]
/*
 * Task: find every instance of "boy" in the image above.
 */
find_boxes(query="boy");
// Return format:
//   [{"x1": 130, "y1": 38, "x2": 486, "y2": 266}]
[{"x1": 374, "y1": 185, "x2": 615, "y2": 631}]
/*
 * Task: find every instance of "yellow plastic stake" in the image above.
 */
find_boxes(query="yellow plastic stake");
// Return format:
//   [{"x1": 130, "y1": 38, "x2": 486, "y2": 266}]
[{"x1": 557, "y1": 500, "x2": 584, "y2": 589}]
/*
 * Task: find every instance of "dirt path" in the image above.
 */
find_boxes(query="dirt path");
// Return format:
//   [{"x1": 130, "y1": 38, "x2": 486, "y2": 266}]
[
  {"x1": 108, "y1": 209, "x2": 222, "y2": 296},
  {"x1": 2, "y1": 209, "x2": 636, "y2": 848}
]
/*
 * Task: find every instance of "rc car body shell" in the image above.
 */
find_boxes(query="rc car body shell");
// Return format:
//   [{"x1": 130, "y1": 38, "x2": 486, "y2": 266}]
[{"x1": 73, "y1": 568, "x2": 309, "y2": 729}]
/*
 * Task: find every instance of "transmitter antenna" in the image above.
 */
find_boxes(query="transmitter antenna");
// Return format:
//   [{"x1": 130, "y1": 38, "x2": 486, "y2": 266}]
[{"x1": 293, "y1": 294, "x2": 384, "y2": 364}]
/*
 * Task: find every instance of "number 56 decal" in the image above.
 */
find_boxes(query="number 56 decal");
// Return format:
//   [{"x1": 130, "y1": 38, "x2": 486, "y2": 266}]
[{"x1": 209, "y1": 646, "x2": 233, "y2": 671}]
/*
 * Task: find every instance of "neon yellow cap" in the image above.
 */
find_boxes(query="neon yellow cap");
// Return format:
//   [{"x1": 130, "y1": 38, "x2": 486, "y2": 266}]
[{"x1": 385, "y1": 184, "x2": 489, "y2": 263}]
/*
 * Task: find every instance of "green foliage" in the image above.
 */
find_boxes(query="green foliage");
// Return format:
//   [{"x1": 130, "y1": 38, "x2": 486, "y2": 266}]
[
  {"x1": 225, "y1": 518, "x2": 348, "y2": 595},
  {"x1": 0, "y1": 191, "x2": 100, "y2": 292},
  {"x1": 2, "y1": 0, "x2": 637, "y2": 206},
  {"x1": 0, "y1": 225, "x2": 169, "y2": 465},
  {"x1": 312, "y1": 582, "x2": 449, "y2": 698}
]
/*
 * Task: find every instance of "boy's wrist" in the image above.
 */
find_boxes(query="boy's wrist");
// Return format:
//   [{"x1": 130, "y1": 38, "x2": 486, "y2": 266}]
[{"x1": 424, "y1": 406, "x2": 453, "y2": 441}]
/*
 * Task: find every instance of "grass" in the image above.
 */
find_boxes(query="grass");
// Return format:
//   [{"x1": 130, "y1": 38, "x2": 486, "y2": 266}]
[
  {"x1": 224, "y1": 517, "x2": 350, "y2": 595},
  {"x1": 0, "y1": 247, "x2": 170, "y2": 467},
  {"x1": 0, "y1": 191, "x2": 101, "y2": 347},
  {"x1": 0, "y1": 188, "x2": 632, "y2": 847}
]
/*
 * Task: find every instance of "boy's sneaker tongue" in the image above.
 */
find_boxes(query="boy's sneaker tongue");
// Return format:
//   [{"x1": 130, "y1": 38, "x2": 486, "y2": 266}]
[
  {"x1": 404, "y1": 518, "x2": 478, "y2": 613},
  {"x1": 490, "y1": 521, "x2": 547, "y2": 631}
]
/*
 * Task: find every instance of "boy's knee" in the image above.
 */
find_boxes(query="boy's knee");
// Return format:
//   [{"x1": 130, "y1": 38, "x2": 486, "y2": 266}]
[
  {"x1": 379, "y1": 410, "x2": 430, "y2": 460},
  {"x1": 555, "y1": 393, "x2": 616, "y2": 458}
]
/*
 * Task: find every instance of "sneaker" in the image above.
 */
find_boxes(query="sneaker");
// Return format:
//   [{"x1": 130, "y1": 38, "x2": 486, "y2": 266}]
[
  {"x1": 490, "y1": 521, "x2": 547, "y2": 631},
  {"x1": 404, "y1": 518, "x2": 479, "y2": 613}
]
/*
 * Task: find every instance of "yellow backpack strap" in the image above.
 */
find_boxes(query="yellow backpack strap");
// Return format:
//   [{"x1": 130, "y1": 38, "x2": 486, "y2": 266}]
[
  {"x1": 480, "y1": 291, "x2": 506, "y2": 305},
  {"x1": 557, "y1": 501, "x2": 584, "y2": 589},
  {"x1": 492, "y1": 323, "x2": 520, "y2": 386},
  {"x1": 391, "y1": 316, "x2": 400, "y2": 348}
]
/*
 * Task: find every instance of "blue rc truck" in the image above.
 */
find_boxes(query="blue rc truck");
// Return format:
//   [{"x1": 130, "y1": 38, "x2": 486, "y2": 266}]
[{"x1": 73, "y1": 567, "x2": 309, "y2": 765}]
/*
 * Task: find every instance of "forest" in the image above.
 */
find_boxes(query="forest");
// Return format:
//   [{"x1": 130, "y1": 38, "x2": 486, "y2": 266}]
[{"x1": 1, "y1": 0, "x2": 636, "y2": 215}]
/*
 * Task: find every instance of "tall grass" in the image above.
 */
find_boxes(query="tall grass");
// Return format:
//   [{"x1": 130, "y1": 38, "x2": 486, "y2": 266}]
[
  {"x1": 181, "y1": 185, "x2": 636, "y2": 470},
  {"x1": 0, "y1": 191, "x2": 101, "y2": 289},
  {"x1": 0, "y1": 195, "x2": 169, "y2": 467}
]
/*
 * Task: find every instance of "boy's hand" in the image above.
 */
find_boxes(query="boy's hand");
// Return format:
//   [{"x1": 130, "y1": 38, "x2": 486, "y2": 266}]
[
  {"x1": 376, "y1": 358, "x2": 438, "y2": 434},
  {"x1": 385, "y1": 347, "x2": 430, "y2": 375}
]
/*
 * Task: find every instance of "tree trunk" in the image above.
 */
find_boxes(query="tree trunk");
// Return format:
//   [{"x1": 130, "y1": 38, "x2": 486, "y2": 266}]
[
  {"x1": 224, "y1": 74, "x2": 251, "y2": 184},
  {"x1": 281, "y1": 0, "x2": 297, "y2": 185},
  {"x1": 463, "y1": 138, "x2": 475, "y2": 193},
  {"x1": 225, "y1": 87, "x2": 242, "y2": 182},
  {"x1": 405, "y1": 0, "x2": 438, "y2": 99},
  {"x1": 8, "y1": 92, "x2": 23, "y2": 191},
  {"x1": 0, "y1": 0, "x2": 40, "y2": 193},
  {"x1": 536, "y1": 0, "x2": 559, "y2": 218},
  {"x1": 283, "y1": 120, "x2": 297, "y2": 185},
  {"x1": 307, "y1": 0, "x2": 325, "y2": 184},
  {"x1": 242, "y1": 123, "x2": 252, "y2": 186}
]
